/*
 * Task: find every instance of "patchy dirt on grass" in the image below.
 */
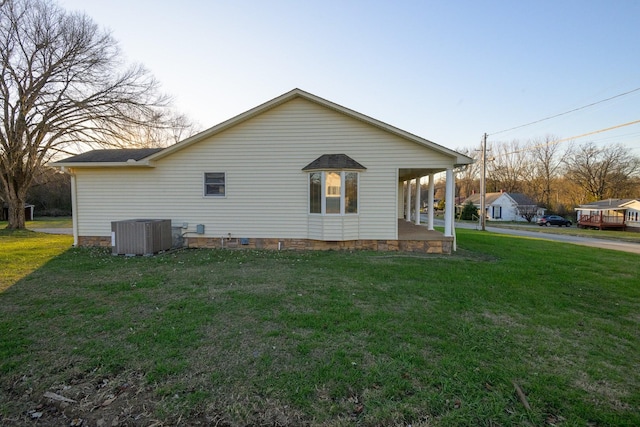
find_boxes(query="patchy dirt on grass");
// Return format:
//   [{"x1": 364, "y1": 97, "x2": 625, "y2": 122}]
[
  {"x1": 480, "y1": 311, "x2": 524, "y2": 328},
  {"x1": 1, "y1": 370, "x2": 168, "y2": 427},
  {"x1": 1, "y1": 368, "x2": 284, "y2": 426},
  {"x1": 573, "y1": 372, "x2": 633, "y2": 411}
]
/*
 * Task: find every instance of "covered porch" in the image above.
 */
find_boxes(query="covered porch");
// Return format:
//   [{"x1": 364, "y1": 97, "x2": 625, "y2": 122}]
[
  {"x1": 396, "y1": 219, "x2": 454, "y2": 253},
  {"x1": 398, "y1": 219, "x2": 445, "y2": 240},
  {"x1": 575, "y1": 201, "x2": 629, "y2": 230},
  {"x1": 397, "y1": 167, "x2": 458, "y2": 250}
]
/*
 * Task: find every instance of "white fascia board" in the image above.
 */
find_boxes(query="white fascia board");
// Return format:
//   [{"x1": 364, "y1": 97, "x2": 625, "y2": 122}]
[{"x1": 52, "y1": 161, "x2": 155, "y2": 168}]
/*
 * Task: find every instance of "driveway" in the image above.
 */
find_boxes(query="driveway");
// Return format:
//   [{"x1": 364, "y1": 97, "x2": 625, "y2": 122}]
[
  {"x1": 428, "y1": 218, "x2": 640, "y2": 255},
  {"x1": 31, "y1": 228, "x2": 73, "y2": 235}
]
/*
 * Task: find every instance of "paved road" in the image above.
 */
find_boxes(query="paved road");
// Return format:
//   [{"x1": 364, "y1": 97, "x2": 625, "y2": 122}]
[{"x1": 430, "y1": 218, "x2": 640, "y2": 255}]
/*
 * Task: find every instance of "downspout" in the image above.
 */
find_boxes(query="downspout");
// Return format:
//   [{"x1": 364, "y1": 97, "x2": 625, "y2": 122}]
[{"x1": 68, "y1": 168, "x2": 79, "y2": 246}]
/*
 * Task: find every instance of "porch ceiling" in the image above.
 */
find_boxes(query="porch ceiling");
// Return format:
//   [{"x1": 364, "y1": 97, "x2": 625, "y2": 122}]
[{"x1": 398, "y1": 168, "x2": 443, "y2": 181}]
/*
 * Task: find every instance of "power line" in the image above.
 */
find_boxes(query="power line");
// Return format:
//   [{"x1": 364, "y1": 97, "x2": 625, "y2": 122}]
[
  {"x1": 488, "y1": 118, "x2": 640, "y2": 158},
  {"x1": 489, "y1": 86, "x2": 640, "y2": 136},
  {"x1": 555, "y1": 119, "x2": 640, "y2": 145}
]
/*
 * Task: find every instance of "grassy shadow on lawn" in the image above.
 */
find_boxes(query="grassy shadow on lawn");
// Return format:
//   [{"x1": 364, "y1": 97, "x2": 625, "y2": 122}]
[
  {"x1": 0, "y1": 229, "x2": 73, "y2": 293},
  {"x1": 0, "y1": 216, "x2": 72, "y2": 231},
  {"x1": 0, "y1": 229, "x2": 639, "y2": 426}
]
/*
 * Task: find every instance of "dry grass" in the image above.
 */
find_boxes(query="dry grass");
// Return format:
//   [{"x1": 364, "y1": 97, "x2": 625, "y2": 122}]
[{"x1": 1, "y1": 230, "x2": 639, "y2": 426}]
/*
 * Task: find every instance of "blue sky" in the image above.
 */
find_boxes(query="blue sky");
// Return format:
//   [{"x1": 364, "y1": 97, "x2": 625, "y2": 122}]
[{"x1": 60, "y1": 0, "x2": 640, "y2": 155}]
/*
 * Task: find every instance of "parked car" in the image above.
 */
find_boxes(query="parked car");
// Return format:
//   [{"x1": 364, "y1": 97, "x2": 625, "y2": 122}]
[{"x1": 537, "y1": 215, "x2": 572, "y2": 227}]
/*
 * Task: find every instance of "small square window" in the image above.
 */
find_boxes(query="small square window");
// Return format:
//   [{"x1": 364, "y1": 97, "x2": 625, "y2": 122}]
[{"x1": 204, "y1": 172, "x2": 225, "y2": 197}]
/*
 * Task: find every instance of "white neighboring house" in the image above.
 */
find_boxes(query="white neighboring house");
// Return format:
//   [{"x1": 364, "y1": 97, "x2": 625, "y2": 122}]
[
  {"x1": 576, "y1": 198, "x2": 640, "y2": 231},
  {"x1": 461, "y1": 192, "x2": 544, "y2": 222},
  {"x1": 621, "y1": 199, "x2": 640, "y2": 231},
  {"x1": 53, "y1": 89, "x2": 472, "y2": 254}
]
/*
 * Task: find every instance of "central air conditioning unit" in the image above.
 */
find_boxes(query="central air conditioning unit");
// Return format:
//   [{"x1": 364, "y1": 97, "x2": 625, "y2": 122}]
[{"x1": 111, "y1": 219, "x2": 172, "y2": 256}]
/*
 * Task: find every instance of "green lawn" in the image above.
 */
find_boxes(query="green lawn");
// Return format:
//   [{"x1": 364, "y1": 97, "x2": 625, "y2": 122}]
[
  {"x1": 481, "y1": 220, "x2": 640, "y2": 243},
  {"x1": 0, "y1": 216, "x2": 73, "y2": 230},
  {"x1": 0, "y1": 230, "x2": 73, "y2": 293},
  {"x1": 0, "y1": 229, "x2": 638, "y2": 426}
]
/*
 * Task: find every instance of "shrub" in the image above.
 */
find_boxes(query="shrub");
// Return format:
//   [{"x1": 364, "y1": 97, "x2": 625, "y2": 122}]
[{"x1": 460, "y1": 200, "x2": 478, "y2": 220}]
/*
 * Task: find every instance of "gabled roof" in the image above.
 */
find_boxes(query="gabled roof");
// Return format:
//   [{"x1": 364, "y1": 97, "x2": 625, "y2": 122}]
[
  {"x1": 302, "y1": 154, "x2": 366, "y2": 171},
  {"x1": 575, "y1": 198, "x2": 640, "y2": 212},
  {"x1": 509, "y1": 193, "x2": 537, "y2": 206},
  {"x1": 54, "y1": 88, "x2": 473, "y2": 168},
  {"x1": 58, "y1": 148, "x2": 163, "y2": 164},
  {"x1": 149, "y1": 89, "x2": 472, "y2": 165},
  {"x1": 463, "y1": 192, "x2": 504, "y2": 205},
  {"x1": 486, "y1": 193, "x2": 506, "y2": 205},
  {"x1": 577, "y1": 198, "x2": 635, "y2": 209},
  {"x1": 461, "y1": 193, "x2": 480, "y2": 204},
  {"x1": 619, "y1": 199, "x2": 640, "y2": 208},
  {"x1": 462, "y1": 192, "x2": 538, "y2": 206}
]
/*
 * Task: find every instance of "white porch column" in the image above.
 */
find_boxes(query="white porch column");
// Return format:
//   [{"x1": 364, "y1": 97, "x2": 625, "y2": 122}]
[
  {"x1": 444, "y1": 168, "x2": 454, "y2": 237},
  {"x1": 414, "y1": 178, "x2": 421, "y2": 225},
  {"x1": 427, "y1": 173, "x2": 435, "y2": 230},
  {"x1": 405, "y1": 180, "x2": 412, "y2": 221}
]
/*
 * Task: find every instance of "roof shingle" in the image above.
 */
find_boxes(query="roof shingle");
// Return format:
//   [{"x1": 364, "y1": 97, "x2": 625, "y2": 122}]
[
  {"x1": 463, "y1": 192, "x2": 538, "y2": 206},
  {"x1": 59, "y1": 148, "x2": 164, "y2": 163},
  {"x1": 302, "y1": 154, "x2": 366, "y2": 171}
]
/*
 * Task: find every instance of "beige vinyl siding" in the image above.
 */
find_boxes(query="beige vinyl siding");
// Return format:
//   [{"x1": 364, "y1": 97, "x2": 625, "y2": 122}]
[
  {"x1": 308, "y1": 215, "x2": 360, "y2": 240},
  {"x1": 74, "y1": 97, "x2": 454, "y2": 240}
]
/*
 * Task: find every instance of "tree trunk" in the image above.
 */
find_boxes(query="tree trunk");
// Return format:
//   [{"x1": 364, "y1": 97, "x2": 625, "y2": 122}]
[{"x1": 5, "y1": 186, "x2": 27, "y2": 230}]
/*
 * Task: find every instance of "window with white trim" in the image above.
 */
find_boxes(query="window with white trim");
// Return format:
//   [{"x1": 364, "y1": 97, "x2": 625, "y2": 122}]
[
  {"x1": 309, "y1": 172, "x2": 321, "y2": 213},
  {"x1": 493, "y1": 206, "x2": 502, "y2": 219},
  {"x1": 204, "y1": 172, "x2": 225, "y2": 197},
  {"x1": 308, "y1": 171, "x2": 358, "y2": 214}
]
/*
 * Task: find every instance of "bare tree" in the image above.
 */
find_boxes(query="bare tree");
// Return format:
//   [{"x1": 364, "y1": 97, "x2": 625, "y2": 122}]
[
  {"x1": 0, "y1": 0, "x2": 189, "y2": 229},
  {"x1": 564, "y1": 142, "x2": 640, "y2": 201},
  {"x1": 515, "y1": 205, "x2": 538, "y2": 223},
  {"x1": 118, "y1": 111, "x2": 200, "y2": 148},
  {"x1": 522, "y1": 135, "x2": 566, "y2": 209},
  {"x1": 487, "y1": 139, "x2": 527, "y2": 193},
  {"x1": 454, "y1": 147, "x2": 480, "y2": 199}
]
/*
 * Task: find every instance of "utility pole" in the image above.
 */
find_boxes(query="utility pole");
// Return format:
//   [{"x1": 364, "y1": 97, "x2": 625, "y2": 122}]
[{"x1": 480, "y1": 133, "x2": 487, "y2": 231}]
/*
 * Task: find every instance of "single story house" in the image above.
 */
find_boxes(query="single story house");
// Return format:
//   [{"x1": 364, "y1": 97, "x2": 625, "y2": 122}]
[
  {"x1": 576, "y1": 198, "x2": 640, "y2": 231},
  {"x1": 53, "y1": 89, "x2": 472, "y2": 254},
  {"x1": 621, "y1": 199, "x2": 640, "y2": 231},
  {"x1": 461, "y1": 192, "x2": 543, "y2": 222}
]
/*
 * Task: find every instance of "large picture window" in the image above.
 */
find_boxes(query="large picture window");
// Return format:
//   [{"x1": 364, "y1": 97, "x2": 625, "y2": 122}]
[
  {"x1": 204, "y1": 172, "x2": 225, "y2": 197},
  {"x1": 309, "y1": 171, "x2": 358, "y2": 215}
]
